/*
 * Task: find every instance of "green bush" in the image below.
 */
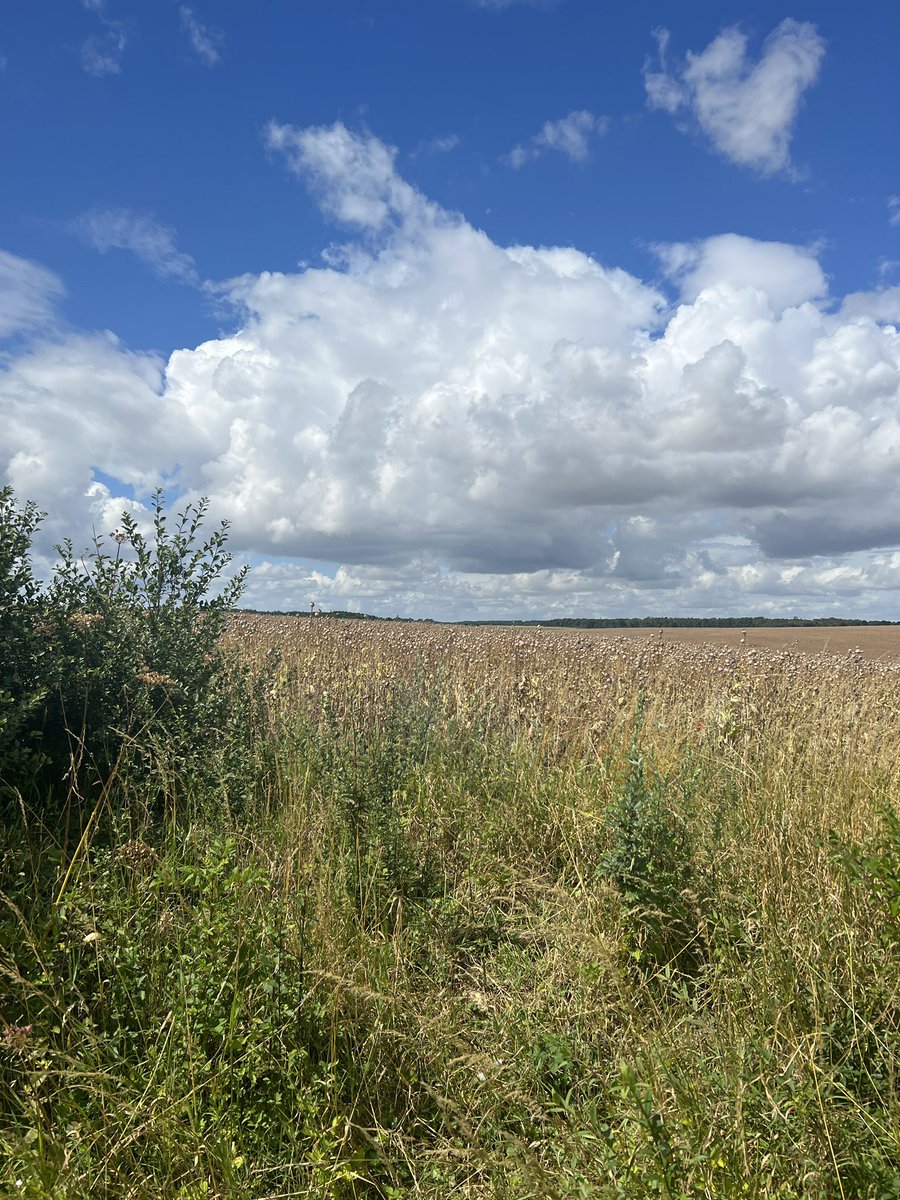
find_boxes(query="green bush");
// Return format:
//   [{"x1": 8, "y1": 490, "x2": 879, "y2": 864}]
[
  {"x1": 0, "y1": 488, "x2": 247, "y2": 807},
  {"x1": 0, "y1": 489, "x2": 45, "y2": 786}
]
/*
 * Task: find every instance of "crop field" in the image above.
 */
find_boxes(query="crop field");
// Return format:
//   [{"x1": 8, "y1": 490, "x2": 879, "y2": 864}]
[
  {"x1": 569, "y1": 623, "x2": 900, "y2": 664},
  {"x1": 4, "y1": 606, "x2": 900, "y2": 1198}
]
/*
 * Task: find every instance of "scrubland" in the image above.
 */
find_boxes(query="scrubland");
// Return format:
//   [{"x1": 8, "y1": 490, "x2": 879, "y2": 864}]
[{"x1": 3, "y1": 609, "x2": 900, "y2": 1198}]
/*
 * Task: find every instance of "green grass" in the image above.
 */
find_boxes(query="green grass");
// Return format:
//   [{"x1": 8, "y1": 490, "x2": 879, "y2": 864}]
[{"x1": 2, "y1": 620, "x2": 899, "y2": 1198}]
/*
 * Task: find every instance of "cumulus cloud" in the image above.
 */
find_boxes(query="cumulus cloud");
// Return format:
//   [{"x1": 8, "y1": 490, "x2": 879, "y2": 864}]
[
  {"x1": 840, "y1": 286, "x2": 900, "y2": 328},
  {"x1": 71, "y1": 209, "x2": 199, "y2": 285},
  {"x1": 655, "y1": 233, "x2": 827, "y2": 311},
  {"x1": 644, "y1": 20, "x2": 825, "y2": 176},
  {"x1": 3, "y1": 124, "x2": 900, "y2": 618},
  {"x1": 507, "y1": 110, "x2": 608, "y2": 167},
  {"x1": 179, "y1": 7, "x2": 223, "y2": 66},
  {"x1": 0, "y1": 331, "x2": 170, "y2": 545},
  {"x1": 0, "y1": 251, "x2": 65, "y2": 339},
  {"x1": 889, "y1": 196, "x2": 900, "y2": 227}
]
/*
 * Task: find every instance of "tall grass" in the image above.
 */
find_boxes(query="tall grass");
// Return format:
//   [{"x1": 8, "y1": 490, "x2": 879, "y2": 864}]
[{"x1": 2, "y1": 616, "x2": 899, "y2": 1198}]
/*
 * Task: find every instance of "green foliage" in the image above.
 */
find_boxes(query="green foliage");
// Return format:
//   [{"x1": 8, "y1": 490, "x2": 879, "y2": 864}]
[
  {"x1": 600, "y1": 739, "x2": 705, "y2": 976},
  {"x1": 834, "y1": 804, "x2": 900, "y2": 945},
  {"x1": 0, "y1": 489, "x2": 46, "y2": 783},
  {"x1": 317, "y1": 675, "x2": 442, "y2": 920},
  {"x1": 0, "y1": 488, "x2": 247, "y2": 804},
  {"x1": 0, "y1": 832, "x2": 359, "y2": 1198}
]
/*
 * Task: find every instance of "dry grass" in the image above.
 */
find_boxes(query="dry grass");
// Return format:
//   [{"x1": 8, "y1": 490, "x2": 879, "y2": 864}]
[
  {"x1": 229, "y1": 612, "x2": 899, "y2": 780},
  {"x1": 3, "y1": 614, "x2": 899, "y2": 1197},
  {"x1": 573, "y1": 623, "x2": 900, "y2": 664}
]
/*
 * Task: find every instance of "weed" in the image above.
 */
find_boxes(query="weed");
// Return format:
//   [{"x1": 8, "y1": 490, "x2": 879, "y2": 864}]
[{"x1": 600, "y1": 735, "x2": 706, "y2": 977}]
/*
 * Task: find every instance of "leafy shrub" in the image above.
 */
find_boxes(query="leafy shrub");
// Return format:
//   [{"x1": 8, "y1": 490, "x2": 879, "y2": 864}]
[
  {"x1": 0, "y1": 488, "x2": 247, "y2": 806},
  {"x1": 0, "y1": 489, "x2": 45, "y2": 786}
]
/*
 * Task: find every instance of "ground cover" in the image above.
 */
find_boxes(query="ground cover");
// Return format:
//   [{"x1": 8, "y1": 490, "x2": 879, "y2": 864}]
[{"x1": 2, "y1": 608, "x2": 900, "y2": 1198}]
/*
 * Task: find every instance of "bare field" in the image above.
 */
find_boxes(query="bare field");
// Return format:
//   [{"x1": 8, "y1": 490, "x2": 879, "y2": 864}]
[{"x1": 556, "y1": 623, "x2": 900, "y2": 663}]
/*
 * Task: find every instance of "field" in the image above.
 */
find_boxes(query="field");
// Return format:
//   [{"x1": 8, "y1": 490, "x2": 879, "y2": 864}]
[
  {"x1": 569, "y1": 623, "x2": 900, "y2": 664},
  {"x1": 3, "y1": 613, "x2": 900, "y2": 1198}
]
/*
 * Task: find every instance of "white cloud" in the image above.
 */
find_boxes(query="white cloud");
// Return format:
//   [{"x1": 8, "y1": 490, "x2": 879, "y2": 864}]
[
  {"x1": 179, "y1": 7, "x2": 223, "y2": 66},
  {"x1": 841, "y1": 286, "x2": 900, "y2": 325},
  {"x1": 80, "y1": 21, "x2": 126, "y2": 76},
  {"x1": 507, "y1": 110, "x2": 607, "y2": 167},
  {"x1": 655, "y1": 234, "x2": 827, "y2": 311},
  {"x1": 0, "y1": 331, "x2": 170, "y2": 546},
  {"x1": 237, "y1": 549, "x2": 900, "y2": 622},
  {"x1": 642, "y1": 29, "x2": 682, "y2": 114},
  {"x1": 264, "y1": 120, "x2": 440, "y2": 233},
  {"x1": 71, "y1": 209, "x2": 199, "y2": 285},
  {"x1": 889, "y1": 196, "x2": 900, "y2": 227},
  {"x1": 417, "y1": 133, "x2": 461, "y2": 156},
  {"x1": 645, "y1": 20, "x2": 825, "y2": 176},
  {"x1": 0, "y1": 251, "x2": 64, "y2": 339},
  {"x1": 3, "y1": 124, "x2": 900, "y2": 618},
  {"x1": 79, "y1": 0, "x2": 128, "y2": 77}
]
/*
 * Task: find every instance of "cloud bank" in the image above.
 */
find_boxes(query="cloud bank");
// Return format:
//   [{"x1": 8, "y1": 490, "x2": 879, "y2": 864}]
[
  {"x1": 645, "y1": 20, "x2": 825, "y2": 176},
  {"x1": 2, "y1": 123, "x2": 900, "y2": 618}
]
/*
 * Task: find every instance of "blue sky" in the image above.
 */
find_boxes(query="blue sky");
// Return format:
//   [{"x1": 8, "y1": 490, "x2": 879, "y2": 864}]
[{"x1": 2, "y1": 1, "x2": 899, "y2": 618}]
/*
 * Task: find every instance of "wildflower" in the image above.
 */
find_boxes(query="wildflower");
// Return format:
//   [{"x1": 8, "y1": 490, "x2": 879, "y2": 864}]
[
  {"x1": 2, "y1": 1025, "x2": 33, "y2": 1054},
  {"x1": 116, "y1": 839, "x2": 159, "y2": 875}
]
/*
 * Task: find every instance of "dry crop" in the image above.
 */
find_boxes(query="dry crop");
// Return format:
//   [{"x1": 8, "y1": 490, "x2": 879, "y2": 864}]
[{"x1": 3, "y1": 611, "x2": 899, "y2": 1198}]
